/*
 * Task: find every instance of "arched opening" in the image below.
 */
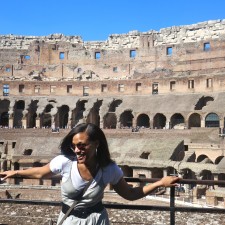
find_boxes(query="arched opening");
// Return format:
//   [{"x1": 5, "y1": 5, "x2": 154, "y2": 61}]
[
  {"x1": 13, "y1": 100, "x2": 25, "y2": 128},
  {"x1": 188, "y1": 113, "x2": 201, "y2": 128},
  {"x1": 200, "y1": 170, "x2": 213, "y2": 180},
  {"x1": 218, "y1": 174, "x2": 225, "y2": 187},
  {"x1": 194, "y1": 96, "x2": 214, "y2": 110},
  {"x1": 0, "y1": 99, "x2": 10, "y2": 127},
  {"x1": 27, "y1": 100, "x2": 38, "y2": 128},
  {"x1": 29, "y1": 113, "x2": 37, "y2": 128},
  {"x1": 120, "y1": 110, "x2": 134, "y2": 128},
  {"x1": 153, "y1": 113, "x2": 166, "y2": 129},
  {"x1": 86, "y1": 100, "x2": 102, "y2": 126},
  {"x1": 151, "y1": 168, "x2": 163, "y2": 178},
  {"x1": 42, "y1": 104, "x2": 53, "y2": 128},
  {"x1": 170, "y1": 113, "x2": 184, "y2": 129},
  {"x1": 109, "y1": 99, "x2": 122, "y2": 112},
  {"x1": 215, "y1": 156, "x2": 224, "y2": 165},
  {"x1": 205, "y1": 113, "x2": 219, "y2": 127},
  {"x1": 197, "y1": 155, "x2": 213, "y2": 163},
  {"x1": 58, "y1": 105, "x2": 69, "y2": 128},
  {"x1": 103, "y1": 113, "x2": 117, "y2": 129},
  {"x1": 0, "y1": 112, "x2": 9, "y2": 127},
  {"x1": 71, "y1": 100, "x2": 87, "y2": 127},
  {"x1": 14, "y1": 162, "x2": 20, "y2": 171},
  {"x1": 136, "y1": 114, "x2": 150, "y2": 128}
]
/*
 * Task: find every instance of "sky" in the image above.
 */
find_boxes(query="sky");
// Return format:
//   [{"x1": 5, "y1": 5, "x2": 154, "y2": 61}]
[{"x1": 1, "y1": 0, "x2": 225, "y2": 41}]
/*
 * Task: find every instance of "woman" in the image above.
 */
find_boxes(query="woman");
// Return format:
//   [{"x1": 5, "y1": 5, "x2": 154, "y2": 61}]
[{"x1": 0, "y1": 123, "x2": 179, "y2": 225}]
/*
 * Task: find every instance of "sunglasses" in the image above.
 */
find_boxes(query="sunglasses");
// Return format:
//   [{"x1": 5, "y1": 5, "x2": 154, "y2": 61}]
[{"x1": 71, "y1": 143, "x2": 90, "y2": 150}]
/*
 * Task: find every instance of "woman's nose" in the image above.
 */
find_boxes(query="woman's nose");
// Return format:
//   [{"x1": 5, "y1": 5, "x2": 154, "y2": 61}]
[{"x1": 74, "y1": 147, "x2": 80, "y2": 152}]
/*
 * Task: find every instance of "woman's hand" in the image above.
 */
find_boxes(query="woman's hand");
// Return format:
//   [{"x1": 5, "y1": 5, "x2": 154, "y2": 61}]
[
  {"x1": 0, "y1": 170, "x2": 18, "y2": 181},
  {"x1": 158, "y1": 176, "x2": 180, "y2": 187}
]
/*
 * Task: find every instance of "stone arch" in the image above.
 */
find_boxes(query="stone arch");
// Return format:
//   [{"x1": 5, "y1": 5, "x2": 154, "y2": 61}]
[
  {"x1": 188, "y1": 113, "x2": 201, "y2": 128},
  {"x1": 27, "y1": 100, "x2": 38, "y2": 128},
  {"x1": 13, "y1": 100, "x2": 25, "y2": 128},
  {"x1": 194, "y1": 96, "x2": 214, "y2": 110},
  {"x1": 151, "y1": 168, "x2": 163, "y2": 178},
  {"x1": 215, "y1": 156, "x2": 224, "y2": 165},
  {"x1": 71, "y1": 100, "x2": 87, "y2": 127},
  {"x1": 58, "y1": 105, "x2": 69, "y2": 128},
  {"x1": 170, "y1": 113, "x2": 184, "y2": 129},
  {"x1": 0, "y1": 112, "x2": 9, "y2": 127},
  {"x1": 108, "y1": 99, "x2": 122, "y2": 112},
  {"x1": 14, "y1": 162, "x2": 20, "y2": 170},
  {"x1": 136, "y1": 113, "x2": 150, "y2": 128},
  {"x1": 0, "y1": 99, "x2": 10, "y2": 127},
  {"x1": 119, "y1": 110, "x2": 134, "y2": 128},
  {"x1": 103, "y1": 99, "x2": 122, "y2": 129},
  {"x1": 205, "y1": 112, "x2": 219, "y2": 127},
  {"x1": 86, "y1": 100, "x2": 103, "y2": 126},
  {"x1": 167, "y1": 167, "x2": 178, "y2": 176},
  {"x1": 103, "y1": 113, "x2": 117, "y2": 129},
  {"x1": 180, "y1": 168, "x2": 196, "y2": 179},
  {"x1": 199, "y1": 170, "x2": 213, "y2": 180},
  {"x1": 42, "y1": 104, "x2": 53, "y2": 128},
  {"x1": 218, "y1": 174, "x2": 225, "y2": 187},
  {"x1": 120, "y1": 165, "x2": 133, "y2": 177},
  {"x1": 153, "y1": 113, "x2": 166, "y2": 129},
  {"x1": 197, "y1": 154, "x2": 213, "y2": 164},
  {"x1": 180, "y1": 168, "x2": 197, "y2": 190}
]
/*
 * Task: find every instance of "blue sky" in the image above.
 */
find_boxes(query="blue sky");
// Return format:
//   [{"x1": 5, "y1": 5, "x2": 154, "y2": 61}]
[{"x1": 1, "y1": 0, "x2": 225, "y2": 41}]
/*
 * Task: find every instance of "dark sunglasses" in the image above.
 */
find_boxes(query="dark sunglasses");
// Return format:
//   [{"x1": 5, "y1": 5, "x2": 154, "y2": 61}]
[{"x1": 71, "y1": 143, "x2": 90, "y2": 150}]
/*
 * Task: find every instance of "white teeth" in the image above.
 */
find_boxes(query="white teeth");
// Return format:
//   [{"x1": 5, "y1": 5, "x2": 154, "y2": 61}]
[{"x1": 77, "y1": 153, "x2": 85, "y2": 157}]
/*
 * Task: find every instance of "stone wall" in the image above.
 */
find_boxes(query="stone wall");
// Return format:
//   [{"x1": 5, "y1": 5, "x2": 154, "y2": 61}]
[{"x1": 1, "y1": 19, "x2": 225, "y2": 81}]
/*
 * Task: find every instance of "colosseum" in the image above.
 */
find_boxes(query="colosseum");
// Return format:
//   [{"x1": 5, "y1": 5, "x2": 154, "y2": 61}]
[{"x1": 1, "y1": 19, "x2": 225, "y2": 216}]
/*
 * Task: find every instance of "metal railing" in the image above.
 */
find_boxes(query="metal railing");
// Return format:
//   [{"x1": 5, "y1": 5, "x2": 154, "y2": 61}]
[
  {"x1": 125, "y1": 177, "x2": 225, "y2": 225},
  {"x1": 0, "y1": 178, "x2": 225, "y2": 225}
]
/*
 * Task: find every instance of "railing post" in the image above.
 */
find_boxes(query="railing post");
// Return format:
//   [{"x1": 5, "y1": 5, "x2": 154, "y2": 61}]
[{"x1": 170, "y1": 186, "x2": 175, "y2": 225}]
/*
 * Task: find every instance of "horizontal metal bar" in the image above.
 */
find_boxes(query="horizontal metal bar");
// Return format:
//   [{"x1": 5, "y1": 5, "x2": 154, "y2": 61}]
[
  {"x1": 124, "y1": 177, "x2": 225, "y2": 185},
  {"x1": 1, "y1": 199, "x2": 225, "y2": 214}
]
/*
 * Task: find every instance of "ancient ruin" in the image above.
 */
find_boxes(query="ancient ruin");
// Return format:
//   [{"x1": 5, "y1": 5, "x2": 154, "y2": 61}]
[{"x1": 1, "y1": 19, "x2": 225, "y2": 208}]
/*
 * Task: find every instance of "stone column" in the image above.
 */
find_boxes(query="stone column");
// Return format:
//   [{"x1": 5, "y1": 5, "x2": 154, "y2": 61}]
[
  {"x1": 8, "y1": 114, "x2": 13, "y2": 128},
  {"x1": 219, "y1": 117, "x2": 223, "y2": 129},
  {"x1": 67, "y1": 111, "x2": 72, "y2": 129},
  {"x1": 22, "y1": 110, "x2": 28, "y2": 129},
  {"x1": 213, "y1": 174, "x2": 218, "y2": 189},
  {"x1": 165, "y1": 120, "x2": 171, "y2": 129},
  {"x1": 35, "y1": 115, "x2": 41, "y2": 128},
  {"x1": 201, "y1": 117, "x2": 205, "y2": 128},
  {"x1": 149, "y1": 116, "x2": 154, "y2": 129},
  {"x1": 22, "y1": 116, "x2": 27, "y2": 129},
  {"x1": 132, "y1": 117, "x2": 136, "y2": 128}
]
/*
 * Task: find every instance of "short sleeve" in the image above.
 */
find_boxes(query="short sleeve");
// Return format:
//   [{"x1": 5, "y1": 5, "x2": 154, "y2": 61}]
[
  {"x1": 103, "y1": 162, "x2": 123, "y2": 185},
  {"x1": 49, "y1": 155, "x2": 68, "y2": 174}
]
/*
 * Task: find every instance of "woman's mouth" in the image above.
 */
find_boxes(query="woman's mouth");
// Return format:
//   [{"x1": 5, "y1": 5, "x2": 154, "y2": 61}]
[{"x1": 76, "y1": 152, "x2": 86, "y2": 160}]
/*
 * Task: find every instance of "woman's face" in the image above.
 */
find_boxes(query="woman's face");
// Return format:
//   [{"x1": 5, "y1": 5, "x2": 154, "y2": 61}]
[{"x1": 72, "y1": 132, "x2": 99, "y2": 164}]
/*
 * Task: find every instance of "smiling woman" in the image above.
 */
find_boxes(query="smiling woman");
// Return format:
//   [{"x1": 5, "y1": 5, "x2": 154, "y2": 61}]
[{"x1": 0, "y1": 123, "x2": 179, "y2": 225}]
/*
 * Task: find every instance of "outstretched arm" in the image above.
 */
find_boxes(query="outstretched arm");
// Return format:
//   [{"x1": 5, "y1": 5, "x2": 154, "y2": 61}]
[
  {"x1": 113, "y1": 176, "x2": 179, "y2": 201},
  {"x1": 0, "y1": 163, "x2": 54, "y2": 181}
]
